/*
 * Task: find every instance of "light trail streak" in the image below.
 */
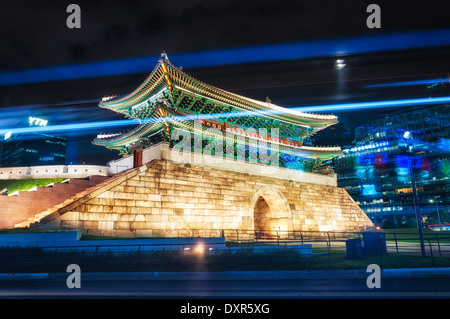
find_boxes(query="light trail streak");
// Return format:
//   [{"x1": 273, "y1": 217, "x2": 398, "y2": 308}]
[
  {"x1": 1, "y1": 28, "x2": 450, "y2": 86},
  {"x1": 364, "y1": 78, "x2": 450, "y2": 88},
  {"x1": 2, "y1": 96, "x2": 449, "y2": 139},
  {"x1": 292, "y1": 96, "x2": 450, "y2": 113}
]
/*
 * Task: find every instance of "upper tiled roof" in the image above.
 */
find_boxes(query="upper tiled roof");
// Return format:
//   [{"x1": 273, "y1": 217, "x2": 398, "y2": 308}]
[{"x1": 99, "y1": 53, "x2": 338, "y2": 127}]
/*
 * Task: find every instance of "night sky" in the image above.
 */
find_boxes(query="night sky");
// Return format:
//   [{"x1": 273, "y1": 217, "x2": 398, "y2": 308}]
[{"x1": 1, "y1": 0, "x2": 450, "y2": 165}]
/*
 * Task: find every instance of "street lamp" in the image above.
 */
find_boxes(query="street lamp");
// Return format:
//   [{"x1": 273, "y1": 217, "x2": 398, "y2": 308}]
[
  {"x1": 430, "y1": 196, "x2": 442, "y2": 224},
  {"x1": 401, "y1": 131, "x2": 426, "y2": 257}
]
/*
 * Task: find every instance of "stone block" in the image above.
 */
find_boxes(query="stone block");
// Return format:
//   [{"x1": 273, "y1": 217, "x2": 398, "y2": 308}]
[
  {"x1": 111, "y1": 185, "x2": 125, "y2": 192},
  {"x1": 102, "y1": 213, "x2": 119, "y2": 221},
  {"x1": 123, "y1": 186, "x2": 136, "y2": 193},
  {"x1": 97, "y1": 191, "x2": 114, "y2": 198},
  {"x1": 138, "y1": 207, "x2": 153, "y2": 214},
  {"x1": 135, "y1": 230, "x2": 153, "y2": 237},
  {"x1": 151, "y1": 229, "x2": 167, "y2": 237},
  {"x1": 133, "y1": 193, "x2": 148, "y2": 201},
  {"x1": 135, "y1": 214, "x2": 145, "y2": 222},
  {"x1": 185, "y1": 197, "x2": 199, "y2": 204},
  {"x1": 113, "y1": 192, "x2": 133, "y2": 200},
  {"x1": 115, "y1": 230, "x2": 136, "y2": 238},
  {"x1": 126, "y1": 180, "x2": 145, "y2": 187},
  {"x1": 111, "y1": 206, "x2": 128, "y2": 214},
  {"x1": 82, "y1": 220, "x2": 99, "y2": 229},
  {"x1": 37, "y1": 219, "x2": 61, "y2": 230},
  {"x1": 60, "y1": 220, "x2": 80, "y2": 229},
  {"x1": 102, "y1": 205, "x2": 114, "y2": 213},
  {"x1": 115, "y1": 221, "x2": 131, "y2": 230},
  {"x1": 59, "y1": 211, "x2": 80, "y2": 221},
  {"x1": 161, "y1": 195, "x2": 175, "y2": 202},
  {"x1": 84, "y1": 205, "x2": 104, "y2": 213},
  {"x1": 96, "y1": 198, "x2": 116, "y2": 206},
  {"x1": 98, "y1": 220, "x2": 114, "y2": 230},
  {"x1": 79, "y1": 212, "x2": 102, "y2": 221},
  {"x1": 113, "y1": 199, "x2": 129, "y2": 206},
  {"x1": 148, "y1": 194, "x2": 162, "y2": 201},
  {"x1": 135, "y1": 200, "x2": 153, "y2": 207}
]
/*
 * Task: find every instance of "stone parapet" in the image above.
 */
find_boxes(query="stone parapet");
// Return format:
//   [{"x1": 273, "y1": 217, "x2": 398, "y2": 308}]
[{"x1": 0, "y1": 165, "x2": 110, "y2": 180}]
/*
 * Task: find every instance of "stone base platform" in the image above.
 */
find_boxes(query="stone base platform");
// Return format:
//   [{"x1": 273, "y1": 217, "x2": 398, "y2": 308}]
[{"x1": 21, "y1": 147, "x2": 374, "y2": 239}]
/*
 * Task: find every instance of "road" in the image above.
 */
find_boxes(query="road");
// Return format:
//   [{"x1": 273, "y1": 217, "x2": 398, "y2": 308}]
[{"x1": 1, "y1": 274, "x2": 450, "y2": 298}]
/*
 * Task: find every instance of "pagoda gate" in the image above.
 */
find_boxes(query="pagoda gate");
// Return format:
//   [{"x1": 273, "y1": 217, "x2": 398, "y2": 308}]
[
  {"x1": 94, "y1": 53, "x2": 341, "y2": 173},
  {"x1": 23, "y1": 53, "x2": 374, "y2": 238}
]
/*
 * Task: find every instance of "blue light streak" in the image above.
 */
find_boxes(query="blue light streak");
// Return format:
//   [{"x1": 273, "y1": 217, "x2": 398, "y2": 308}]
[
  {"x1": 0, "y1": 119, "x2": 141, "y2": 136},
  {"x1": 364, "y1": 78, "x2": 449, "y2": 88},
  {"x1": 1, "y1": 28, "x2": 450, "y2": 86},
  {"x1": 0, "y1": 96, "x2": 450, "y2": 140},
  {"x1": 292, "y1": 96, "x2": 450, "y2": 113},
  {"x1": 2, "y1": 96, "x2": 450, "y2": 138}
]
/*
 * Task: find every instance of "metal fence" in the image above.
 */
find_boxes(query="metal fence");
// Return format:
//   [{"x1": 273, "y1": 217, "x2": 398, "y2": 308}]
[
  {"x1": 0, "y1": 229, "x2": 449, "y2": 272},
  {"x1": 224, "y1": 229, "x2": 450, "y2": 262}
]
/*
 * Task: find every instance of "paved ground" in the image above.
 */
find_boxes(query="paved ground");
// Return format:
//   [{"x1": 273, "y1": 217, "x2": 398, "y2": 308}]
[{"x1": 0, "y1": 270, "x2": 449, "y2": 298}]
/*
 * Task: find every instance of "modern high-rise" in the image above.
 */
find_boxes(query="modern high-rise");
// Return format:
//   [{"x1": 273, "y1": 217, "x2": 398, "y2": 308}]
[
  {"x1": 1, "y1": 116, "x2": 67, "y2": 167},
  {"x1": 333, "y1": 103, "x2": 449, "y2": 227}
]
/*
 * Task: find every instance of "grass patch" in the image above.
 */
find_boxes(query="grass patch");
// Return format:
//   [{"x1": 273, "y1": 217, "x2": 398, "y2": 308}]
[
  {"x1": 80, "y1": 234, "x2": 132, "y2": 240},
  {"x1": 0, "y1": 228, "x2": 73, "y2": 235},
  {"x1": 381, "y1": 228, "x2": 450, "y2": 243},
  {"x1": 382, "y1": 228, "x2": 450, "y2": 235},
  {"x1": 0, "y1": 178, "x2": 68, "y2": 194},
  {"x1": 324, "y1": 251, "x2": 450, "y2": 269}
]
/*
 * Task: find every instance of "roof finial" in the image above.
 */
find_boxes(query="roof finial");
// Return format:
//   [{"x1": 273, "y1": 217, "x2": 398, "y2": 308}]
[{"x1": 160, "y1": 51, "x2": 169, "y2": 61}]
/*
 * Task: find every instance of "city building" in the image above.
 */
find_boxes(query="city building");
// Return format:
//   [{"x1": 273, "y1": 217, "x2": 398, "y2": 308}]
[
  {"x1": 333, "y1": 103, "x2": 449, "y2": 228},
  {"x1": 1, "y1": 116, "x2": 67, "y2": 167}
]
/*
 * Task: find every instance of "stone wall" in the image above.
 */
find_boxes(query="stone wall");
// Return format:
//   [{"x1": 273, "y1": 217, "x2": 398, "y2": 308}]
[
  {"x1": 106, "y1": 143, "x2": 165, "y2": 175},
  {"x1": 162, "y1": 142, "x2": 338, "y2": 187},
  {"x1": 36, "y1": 159, "x2": 375, "y2": 238},
  {"x1": 0, "y1": 165, "x2": 110, "y2": 180}
]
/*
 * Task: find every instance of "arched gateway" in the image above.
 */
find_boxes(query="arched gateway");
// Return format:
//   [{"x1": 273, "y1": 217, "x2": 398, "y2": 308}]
[{"x1": 250, "y1": 186, "x2": 293, "y2": 238}]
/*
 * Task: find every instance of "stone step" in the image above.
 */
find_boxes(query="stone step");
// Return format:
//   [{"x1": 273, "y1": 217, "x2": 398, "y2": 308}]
[
  {"x1": 68, "y1": 178, "x2": 99, "y2": 186},
  {"x1": 89, "y1": 175, "x2": 109, "y2": 182},
  {"x1": 3, "y1": 175, "x2": 110, "y2": 229},
  {"x1": 36, "y1": 186, "x2": 55, "y2": 193}
]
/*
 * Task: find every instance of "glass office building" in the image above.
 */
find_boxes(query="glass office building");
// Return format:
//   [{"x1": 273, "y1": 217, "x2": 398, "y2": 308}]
[
  {"x1": 333, "y1": 103, "x2": 449, "y2": 228},
  {"x1": 1, "y1": 116, "x2": 67, "y2": 167}
]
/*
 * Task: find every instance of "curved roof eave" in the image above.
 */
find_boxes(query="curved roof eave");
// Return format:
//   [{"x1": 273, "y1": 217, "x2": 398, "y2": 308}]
[{"x1": 98, "y1": 54, "x2": 338, "y2": 128}]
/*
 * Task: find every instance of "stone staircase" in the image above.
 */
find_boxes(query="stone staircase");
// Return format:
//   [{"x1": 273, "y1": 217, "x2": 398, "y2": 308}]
[
  {"x1": 0, "y1": 176, "x2": 108, "y2": 229},
  {"x1": 15, "y1": 167, "x2": 140, "y2": 230}
]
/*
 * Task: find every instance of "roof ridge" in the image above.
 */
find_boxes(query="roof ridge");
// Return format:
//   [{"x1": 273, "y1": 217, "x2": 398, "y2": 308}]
[{"x1": 99, "y1": 54, "x2": 338, "y2": 125}]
